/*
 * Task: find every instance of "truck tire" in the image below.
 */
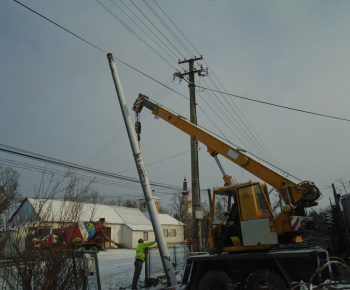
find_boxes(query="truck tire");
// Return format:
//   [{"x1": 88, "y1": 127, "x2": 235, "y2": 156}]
[
  {"x1": 198, "y1": 270, "x2": 235, "y2": 290},
  {"x1": 244, "y1": 269, "x2": 287, "y2": 290}
]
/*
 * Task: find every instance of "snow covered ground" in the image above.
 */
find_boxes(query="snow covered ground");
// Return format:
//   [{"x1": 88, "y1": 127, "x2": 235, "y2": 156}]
[
  {"x1": 96, "y1": 248, "x2": 350, "y2": 290},
  {"x1": 98, "y1": 249, "x2": 136, "y2": 289},
  {"x1": 97, "y1": 249, "x2": 182, "y2": 290}
]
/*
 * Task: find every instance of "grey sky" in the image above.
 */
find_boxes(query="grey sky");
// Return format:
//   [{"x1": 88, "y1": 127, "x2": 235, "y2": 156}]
[{"x1": 1, "y1": 0, "x2": 349, "y2": 210}]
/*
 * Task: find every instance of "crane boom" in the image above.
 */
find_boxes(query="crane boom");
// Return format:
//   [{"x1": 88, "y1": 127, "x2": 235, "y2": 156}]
[{"x1": 133, "y1": 94, "x2": 320, "y2": 209}]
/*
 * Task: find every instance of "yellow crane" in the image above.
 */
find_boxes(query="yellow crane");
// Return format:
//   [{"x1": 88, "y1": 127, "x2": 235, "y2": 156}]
[{"x1": 133, "y1": 94, "x2": 320, "y2": 253}]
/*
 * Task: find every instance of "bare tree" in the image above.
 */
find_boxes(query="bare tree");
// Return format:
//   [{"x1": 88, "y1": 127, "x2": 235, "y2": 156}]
[
  {"x1": 0, "y1": 169, "x2": 99, "y2": 290},
  {"x1": 200, "y1": 201, "x2": 210, "y2": 251},
  {"x1": 106, "y1": 197, "x2": 138, "y2": 208},
  {"x1": 169, "y1": 192, "x2": 192, "y2": 240},
  {"x1": 335, "y1": 178, "x2": 350, "y2": 196},
  {"x1": 0, "y1": 165, "x2": 22, "y2": 215}
]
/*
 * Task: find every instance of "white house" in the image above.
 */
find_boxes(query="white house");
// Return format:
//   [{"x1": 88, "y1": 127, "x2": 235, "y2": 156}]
[
  {"x1": 143, "y1": 212, "x2": 184, "y2": 245},
  {"x1": 10, "y1": 198, "x2": 184, "y2": 249}
]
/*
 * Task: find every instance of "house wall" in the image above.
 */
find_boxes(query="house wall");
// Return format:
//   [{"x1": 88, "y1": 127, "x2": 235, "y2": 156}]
[
  {"x1": 122, "y1": 226, "x2": 184, "y2": 248},
  {"x1": 11, "y1": 199, "x2": 185, "y2": 250},
  {"x1": 11, "y1": 200, "x2": 38, "y2": 227},
  {"x1": 121, "y1": 225, "x2": 133, "y2": 248},
  {"x1": 162, "y1": 224, "x2": 185, "y2": 244},
  {"x1": 109, "y1": 224, "x2": 122, "y2": 249}
]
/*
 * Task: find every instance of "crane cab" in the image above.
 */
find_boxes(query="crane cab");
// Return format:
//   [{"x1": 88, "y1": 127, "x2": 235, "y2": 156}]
[{"x1": 209, "y1": 181, "x2": 278, "y2": 253}]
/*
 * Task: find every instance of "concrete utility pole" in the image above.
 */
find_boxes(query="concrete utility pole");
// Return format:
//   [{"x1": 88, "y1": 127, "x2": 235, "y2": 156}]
[
  {"x1": 107, "y1": 53, "x2": 177, "y2": 287},
  {"x1": 176, "y1": 56, "x2": 207, "y2": 251}
]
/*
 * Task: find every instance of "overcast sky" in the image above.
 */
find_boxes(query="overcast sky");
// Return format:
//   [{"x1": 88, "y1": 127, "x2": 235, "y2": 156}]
[{"x1": 1, "y1": 0, "x2": 349, "y2": 210}]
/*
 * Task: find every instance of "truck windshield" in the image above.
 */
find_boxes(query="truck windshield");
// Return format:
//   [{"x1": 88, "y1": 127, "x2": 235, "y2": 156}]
[{"x1": 212, "y1": 194, "x2": 231, "y2": 225}]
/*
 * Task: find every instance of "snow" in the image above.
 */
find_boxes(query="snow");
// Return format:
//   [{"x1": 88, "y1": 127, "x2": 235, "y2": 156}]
[
  {"x1": 98, "y1": 249, "x2": 138, "y2": 289},
  {"x1": 25, "y1": 198, "x2": 124, "y2": 224},
  {"x1": 115, "y1": 207, "x2": 153, "y2": 231},
  {"x1": 143, "y1": 212, "x2": 184, "y2": 226},
  {"x1": 98, "y1": 249, "x2": 182, "y2": 290},
  {"x1": 97, "y1": 249, "x2": 350, "y2": 290}
]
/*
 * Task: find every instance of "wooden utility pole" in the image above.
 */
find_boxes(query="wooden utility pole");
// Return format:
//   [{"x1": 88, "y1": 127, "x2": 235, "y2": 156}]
[{"x1": 176, "y1": 56, "x2": 207, "y2": 251}]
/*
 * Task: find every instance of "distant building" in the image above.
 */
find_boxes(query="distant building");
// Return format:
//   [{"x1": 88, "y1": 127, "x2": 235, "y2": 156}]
[
  {"x1": 180, "y1": 177, "x2": 192, "y2": 216},
  {"x1": 138, "y1": 196, "x2": 160, "y2": 213},
  {"x1": 10, "y1": 197, "x2": 184, "y2": 249}
]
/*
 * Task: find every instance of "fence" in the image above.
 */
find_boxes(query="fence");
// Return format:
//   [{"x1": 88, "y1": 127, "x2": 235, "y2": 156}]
[
  {"x1": 145, "y1": 243, "x2": 190, "y2": 284},
  {"x1": 0, "y1": 250, "x2": 101, "y2": 290}
]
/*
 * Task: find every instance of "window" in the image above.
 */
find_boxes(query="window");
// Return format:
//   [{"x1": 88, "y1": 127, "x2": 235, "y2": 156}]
[
  {"x1": 212, "y1": 194, "x2": 230, "y2": 225},
  {"x1": 163, "y1": 229, "x2": 168, "y2": 237},
  {"x1": 170, "y1": 229, "x2": 176, "y2": 237},
  {"x1": 254, "y1": 184, "x2": 270, "y2": 212},
  {"x1": 143, "y1": 232, "x2": 148, "y2": 241}
]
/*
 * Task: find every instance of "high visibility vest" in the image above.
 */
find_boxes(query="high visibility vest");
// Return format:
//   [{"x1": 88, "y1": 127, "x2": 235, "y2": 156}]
[{"x1": 135, "y1": 241, "x2": 156, "y2": 262}]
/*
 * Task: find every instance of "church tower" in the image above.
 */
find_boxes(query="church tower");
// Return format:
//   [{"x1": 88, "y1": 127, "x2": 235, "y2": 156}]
[{"x1": 180, "y1": 177, "x2": 192, "y2": 215}]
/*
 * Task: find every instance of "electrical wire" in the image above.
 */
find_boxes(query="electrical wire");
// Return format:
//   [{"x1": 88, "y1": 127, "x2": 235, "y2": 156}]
[
  {"x1": 116, "y1": 150, "x2": 190, "y2": 174},
  {"x1": 128, "y1": 0, "x2": 186, "y2": 60},
  {"x1": 198, "y1": 76, "x2": 278, "y2": 165},
  {"x1": 108, "y1": 0, "x2": 180, "y2": 64},
  {"x1": 10, "y1": 0, "x2": 348, "y2": 189},
  {"x1": 196, "y1": 84, "x2": 350, "y2": 122},
  {"x1": 12, "y1": 0, "x2": 345, "y2": 123},
  {"x1": 0, "y1": 144, "x2": 182, "y2": 190},
  {"x1": 152, "y1": 0, "x2": 201, "y2": 57},
  {"x1": 12, "y1": 0, "x2": 187, "y2": 101},
  {"x1": 86, "y1": 77, "x2": 179, "y2": 166},
  {"x1": 141, "y1": 0, "x2": 193, "y2": 57}
]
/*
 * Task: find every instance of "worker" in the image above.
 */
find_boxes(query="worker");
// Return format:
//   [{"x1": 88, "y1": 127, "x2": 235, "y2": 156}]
[
  {"x1": 211, "y1": 197, "x2": 241, "y2": 255},
  {"x1": 131, "y1": 238, "x2": 156, "y2": 289}
]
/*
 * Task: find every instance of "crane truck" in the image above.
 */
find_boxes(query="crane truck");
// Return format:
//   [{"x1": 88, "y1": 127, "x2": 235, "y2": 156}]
[{"x1": 132, "y1": 94, "x2": 343, "y2": 289}]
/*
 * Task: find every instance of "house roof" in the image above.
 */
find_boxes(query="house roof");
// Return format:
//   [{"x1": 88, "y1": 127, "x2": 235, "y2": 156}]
[
  {"x1": 26, "y1": 198, "x2": 124, "y2": 224},
  {"x1": 11, "y1": 198, "x2": 182, "y2": 230},
  {"x1": 143, "y1": 212, "x2": 184, "y2": 226},
  {"x1": 138, "y1": 196, "x2": 160, "y2": 200},
  {"x1": 112, "y1": 206, "x2": 153, "y2": 231}
]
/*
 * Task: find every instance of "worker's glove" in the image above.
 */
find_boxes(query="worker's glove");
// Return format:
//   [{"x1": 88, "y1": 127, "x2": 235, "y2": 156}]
[{"x1": 224, "y1": 211, "x2": 230, "y2": 218}]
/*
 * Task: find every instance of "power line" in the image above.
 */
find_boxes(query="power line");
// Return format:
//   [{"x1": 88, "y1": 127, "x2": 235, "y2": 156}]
[
  {"x1": 129, "y1": 0, "x2": 186, "y2": 60},
  {"x1": 13, "y1": 0, "x2": 106, "y2": 54},
  {"x1": 0, "y1": 157, "x2": 141, "y2": 189},
  {"x1": 86, "y1": 77, "x2": 179, "y2": 166},
  {"x1": 11, "y1": 0, "x2": 347, "y2": 187},
  {"x1": 152, "y1": 0, "x2": 201, "y2": 57},
  {"x1": 13, "y1": 0, "x2": 344, "y2": 124},
  {"x1": 95, "y1": 0, "x2": 177, "y2": 68},
  {"x1": 199, "y1": 76, "x2": 280, "y2": 166},
  {"x1": 116, "y1": 150, "x2": 190, "y2": 174},
  {"x1": 0, "y1": 144, "x2": 182, "y2": 191},
  {"x1": 12, "y1": 0, "x2": 187, "y2": 101},
  {"x1": 196, "y1": 85, "x2": 350, "y2": 122},
  {"x1": 141, "y1": 0, "x2": 193, "y2": 57}
]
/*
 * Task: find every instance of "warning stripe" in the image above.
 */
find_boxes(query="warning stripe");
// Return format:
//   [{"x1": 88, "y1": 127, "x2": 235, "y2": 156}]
[
  {"x1": 291, "y1": 217, "x2": 301, "y2": 231},
  {"x1": 133, "y1": 96, "x2": 144, "y2": 112}
]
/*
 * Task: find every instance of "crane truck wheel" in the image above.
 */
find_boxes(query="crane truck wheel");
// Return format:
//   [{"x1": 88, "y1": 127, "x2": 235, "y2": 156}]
[
  {"x1": 198, "y1": 270, "x2": 235, "y2": 290},
  {"x1": 244, "y1": 269, "x2": 287, "y2": 290}
]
